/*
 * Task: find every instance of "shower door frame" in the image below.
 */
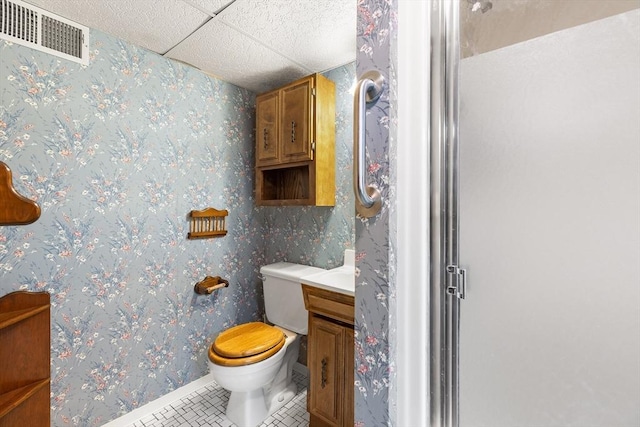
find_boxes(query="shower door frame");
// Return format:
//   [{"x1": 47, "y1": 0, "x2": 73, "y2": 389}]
[{"x1": 396, "y1": 1, "x2": 460, "y2": 426}]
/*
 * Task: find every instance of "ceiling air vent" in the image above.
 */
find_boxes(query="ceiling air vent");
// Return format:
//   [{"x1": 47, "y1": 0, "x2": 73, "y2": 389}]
[{"x1": 0, "y1": 0, "x2": 89, "y2": 65}]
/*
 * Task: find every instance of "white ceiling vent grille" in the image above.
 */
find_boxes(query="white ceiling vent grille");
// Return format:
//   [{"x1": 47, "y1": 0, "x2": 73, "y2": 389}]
[{"x1": 0, "y1": 0, "x2": 89, "y2": 65}]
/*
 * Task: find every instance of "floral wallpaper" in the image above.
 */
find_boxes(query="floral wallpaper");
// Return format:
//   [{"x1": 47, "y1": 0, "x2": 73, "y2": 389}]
[
  {"x1": 354, "y1": 0, "x2": 397, "y2": 426},
  {"x1": 0, "y1": 28, "x2": 355, "y2": 426}
]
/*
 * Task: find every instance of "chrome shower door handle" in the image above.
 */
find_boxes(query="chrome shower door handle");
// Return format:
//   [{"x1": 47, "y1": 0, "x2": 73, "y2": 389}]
[{"x1": 353, "y1": 70, "x2": 384, "y2": 218}]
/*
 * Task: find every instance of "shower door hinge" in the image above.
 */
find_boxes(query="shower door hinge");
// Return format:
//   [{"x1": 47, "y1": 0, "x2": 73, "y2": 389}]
[{"x1": 446, "y1": 265, "x2": 467, "y2": 299}]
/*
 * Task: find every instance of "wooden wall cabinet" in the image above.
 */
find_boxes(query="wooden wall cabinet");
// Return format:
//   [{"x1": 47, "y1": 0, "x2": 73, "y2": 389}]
[
  {"x1": 255, "y1": 73, "x2": 336, "y2": 206},
  {"x1": 0, "y1": 291, "x2": 50, "y2": 427},
  {"x1": 302, "y1": 285, "x2": 354, "y2": 427}
]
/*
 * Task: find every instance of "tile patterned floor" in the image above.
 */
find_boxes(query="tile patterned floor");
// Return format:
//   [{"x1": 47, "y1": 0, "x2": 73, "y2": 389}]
[{"x1": 129, "y1": 370, "x2": 309, "y2": 427}]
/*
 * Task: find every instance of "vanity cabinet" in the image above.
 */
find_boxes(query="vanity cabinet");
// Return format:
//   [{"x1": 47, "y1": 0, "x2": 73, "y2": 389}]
[
  {"x1": 255, "y1": 73, "x2": 335, "y2": 206},
  {"x1": 302, "y1": 284, "x2": 354, "y2": 427}
]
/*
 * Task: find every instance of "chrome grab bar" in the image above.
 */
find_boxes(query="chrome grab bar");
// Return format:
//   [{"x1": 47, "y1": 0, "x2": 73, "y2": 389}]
[{"x1": 353, "y1": 70, "x2": 385, "y2": 218}]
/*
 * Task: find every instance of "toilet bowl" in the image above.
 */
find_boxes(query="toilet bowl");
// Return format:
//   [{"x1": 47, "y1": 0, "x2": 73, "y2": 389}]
[{"x1": 207, "y1": 262, "x2": 325, "y2": 427}]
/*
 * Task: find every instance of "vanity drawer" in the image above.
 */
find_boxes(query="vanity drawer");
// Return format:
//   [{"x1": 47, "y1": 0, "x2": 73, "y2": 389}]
[{"x1": 302, "y1": 284, "x2": 354, "y2": 325}]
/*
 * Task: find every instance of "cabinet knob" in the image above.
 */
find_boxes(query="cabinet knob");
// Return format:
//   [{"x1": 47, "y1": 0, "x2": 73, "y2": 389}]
[{"x1": 263, "y1": 128, "x2": 268, "y2": 149}]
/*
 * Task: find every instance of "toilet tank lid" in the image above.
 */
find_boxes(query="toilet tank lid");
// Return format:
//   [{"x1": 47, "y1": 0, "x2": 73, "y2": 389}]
[{"x1": 260, "y1": 262, "x2": 325, "y2": 281}]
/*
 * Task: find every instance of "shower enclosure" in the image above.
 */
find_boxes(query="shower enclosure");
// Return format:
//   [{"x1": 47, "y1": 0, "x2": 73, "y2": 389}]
[
  {"x1": 455, "y1": 1, "x2": 640, "y2": 426},
  {"x1": 357, "y1": 1, "x2": 639, "y2": 425}
]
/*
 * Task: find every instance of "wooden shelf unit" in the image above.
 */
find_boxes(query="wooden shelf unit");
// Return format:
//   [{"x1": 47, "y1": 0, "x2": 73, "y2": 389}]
[
  {"x1": 255, "y1": 73, "x2": 335, "y2": 206},
  {"x1": 0, "y1": 291, "x2": 50, "y2": 427},
  {"x1": 187, "y1": 207, "x2": 228, "y2": 239},
  {"x1": 0, "y1": 161, "x2": 40, "y2": 226}
]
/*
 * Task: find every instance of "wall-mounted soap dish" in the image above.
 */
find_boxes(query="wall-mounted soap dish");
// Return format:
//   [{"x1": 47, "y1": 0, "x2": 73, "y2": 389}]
[{"x1": 187, "y1": 207, "x2": 228, "y2": 239}]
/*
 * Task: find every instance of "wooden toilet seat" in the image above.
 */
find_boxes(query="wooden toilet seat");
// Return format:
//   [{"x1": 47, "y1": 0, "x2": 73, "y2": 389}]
[{"x1": 208, "y1": 322, "x2": 286, "y2": 367}]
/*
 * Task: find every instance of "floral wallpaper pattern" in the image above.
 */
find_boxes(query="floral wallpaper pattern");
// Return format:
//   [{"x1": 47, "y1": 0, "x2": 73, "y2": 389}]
[
  {"x1": 0, "y1": 27, "x2": 355, "y2": 425},
  {"x1": 355, "y1": 0, "x2": 397, "y2": 426}
]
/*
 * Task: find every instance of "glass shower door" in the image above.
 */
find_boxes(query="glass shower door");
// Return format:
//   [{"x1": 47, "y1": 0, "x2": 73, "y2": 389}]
[{"x1": 458, "y1": 3, "x2": 640, "y2": 426}]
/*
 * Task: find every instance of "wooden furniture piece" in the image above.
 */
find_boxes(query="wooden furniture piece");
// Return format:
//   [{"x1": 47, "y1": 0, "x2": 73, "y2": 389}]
[
  {"x1": 302, "y1": 285, "x2": 354, "y2": 427},
  {"x1": 255, "y1": 73, "x2": 336, "y2": 206},
  {"x1": 187, "y1": 207, "x2": 228, "y2": 239},
  {"x1": 0, "y1": 291, "x2": 50, "y2": 427},
  {"x1": 0, "y1": 162, "x2": 40, "y2": 225}
]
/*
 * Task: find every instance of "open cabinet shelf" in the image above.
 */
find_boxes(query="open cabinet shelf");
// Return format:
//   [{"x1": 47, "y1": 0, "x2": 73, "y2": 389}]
[
  {"x1": 0, "y1": 291, "x2": 50, "y2": 427},
  {"x1": 0, "y1": 305, "x2": 49, "y2": 330},
  {"x1": 0, "y1": 379, "x2": 49, "y2": 419}
]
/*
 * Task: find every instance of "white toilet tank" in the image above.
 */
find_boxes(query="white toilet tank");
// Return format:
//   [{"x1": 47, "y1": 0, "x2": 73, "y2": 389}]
[{"x1": 260, "y1": 262, "x2": 325, "y2": 335}]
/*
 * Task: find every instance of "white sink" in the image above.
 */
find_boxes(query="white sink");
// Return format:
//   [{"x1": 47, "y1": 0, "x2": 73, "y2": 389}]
[{"x1": 301, "y1": 249, "x2": 355, "y2": 296}]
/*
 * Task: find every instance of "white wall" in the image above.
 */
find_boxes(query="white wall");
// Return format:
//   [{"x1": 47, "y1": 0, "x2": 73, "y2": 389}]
[{"x1": 459, "y1": 10, "x2": 640, "y2": 427}]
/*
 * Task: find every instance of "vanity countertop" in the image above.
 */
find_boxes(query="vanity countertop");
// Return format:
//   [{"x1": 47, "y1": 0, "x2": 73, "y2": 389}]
[
  {"x1": 301, "y1": 249, "x2": 355, "y2": 296},
  {"x1": 301, "y1": 266, "x2": 354, "y2": 296}
]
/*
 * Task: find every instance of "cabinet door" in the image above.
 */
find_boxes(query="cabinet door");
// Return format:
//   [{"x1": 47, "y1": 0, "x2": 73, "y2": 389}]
[
  {"x1": 280, "y1": 78, "x2": 313, "y2": 163},
  {"x1": 256, "y1": 92, "x2": 279, "y2": 166},
  {"x1": 308, "y1": 315, "x2": 344, "y2": 426}
]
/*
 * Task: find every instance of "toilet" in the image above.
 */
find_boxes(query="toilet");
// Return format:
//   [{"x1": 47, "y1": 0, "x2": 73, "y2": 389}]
[{"x1": 208, "y1": 262, "x2": 325, "y2": 427}]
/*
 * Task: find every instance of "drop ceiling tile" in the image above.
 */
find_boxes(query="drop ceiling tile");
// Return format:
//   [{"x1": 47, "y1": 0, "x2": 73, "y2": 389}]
[
  {"x1": 23, "y1": 0, "x2": 210, "y2": 54},
  {"x1": 183, "y1": 0, "x2": 236, "y2": 16},
  {"x1": 218, "y1": 0, "x2": 356, "y2": 72},
  {"x1": 165, "y1": 19, "x2": 309, "y2": 93}
]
